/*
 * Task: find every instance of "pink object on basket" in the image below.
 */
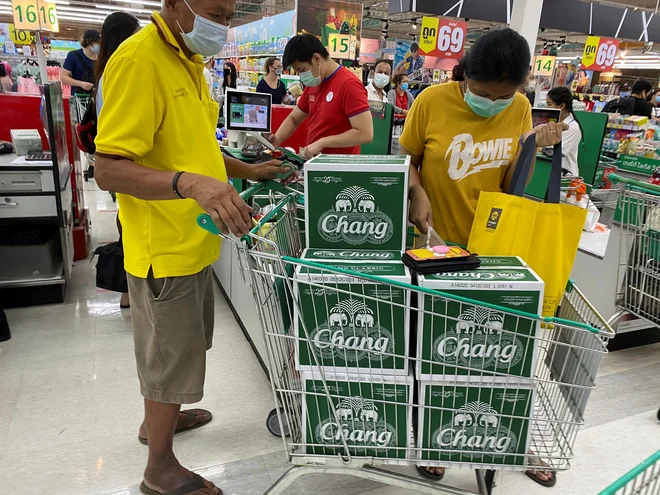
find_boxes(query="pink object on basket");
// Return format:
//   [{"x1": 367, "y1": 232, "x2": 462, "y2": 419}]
[{"x1": 432, "y1": 245, "x2": 451, "y2": 255}]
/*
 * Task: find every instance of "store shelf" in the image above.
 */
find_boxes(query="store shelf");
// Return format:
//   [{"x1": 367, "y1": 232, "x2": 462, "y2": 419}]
[
  {"x1": 217, "y1": 53, "x2": 283, "y2": 59},
  {"x1": 606, "y1": 124, "x2": 647, "y2": 131}
]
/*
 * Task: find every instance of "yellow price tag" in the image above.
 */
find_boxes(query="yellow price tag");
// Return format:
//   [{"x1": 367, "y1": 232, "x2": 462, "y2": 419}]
[
  {"x1": 532, "y1": 55, "x2": 556, "y2": 76},
  {"x1": 581, "y1": 36, "x2": 600, "y2": 69},
  {"x1": 9, "y1": 23, "x2": 32, "y2": 44},
  {"x1": 11, "y1": 0, "x2": 39, "y2": 30},
  {"x1": 327, "y1": 33, "x2": 351, "y2": 59},
  {"x1": 37, "y1": 0, "x2": 58, "y2": 32},
  {"x1": 419, "y1": 16, "x2": 439, "y2": 56}
]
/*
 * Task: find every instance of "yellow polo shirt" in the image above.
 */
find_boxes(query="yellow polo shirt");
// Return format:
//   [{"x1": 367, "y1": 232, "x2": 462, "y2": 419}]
[{"x1": 96, "y1": 12, "x2": 226, "y2": 278}]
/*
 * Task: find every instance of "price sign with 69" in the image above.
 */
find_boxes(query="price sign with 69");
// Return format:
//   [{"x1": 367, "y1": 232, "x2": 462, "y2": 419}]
[
  {"x1": 581, "y1": 36, "x2": 619, "y2": 72},
  {"x1": 418, "y1": 17, "x2": 467, "y2": 59}
]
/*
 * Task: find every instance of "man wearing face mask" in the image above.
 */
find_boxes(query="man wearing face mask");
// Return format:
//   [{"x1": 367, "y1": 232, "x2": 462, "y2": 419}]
[
  {"x1": 94, "y1": 1, "x2": 286, "y2": 494},
  {"x1": 270, "y1": 34, "x2": 373, "y2": 159},
  {"x1": 61, "y1": 29, "x2": 100, "y2": 95}
]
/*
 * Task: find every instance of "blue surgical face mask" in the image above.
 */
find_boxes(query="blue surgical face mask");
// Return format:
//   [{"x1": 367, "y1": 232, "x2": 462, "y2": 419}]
[
  {"x1": 401, "y1": 82, "x2": 409, "y2": 90},
  {"x1": 91, "y1": 44, "x2": 100, "y2": 55},
  {"x1": 464, "y1": 84, "x2": 514, "y2": 118},
  {"x1": 655, "y1": 95, "x2": 660, "y2": 103},
  {"x1": 620, "y1": 91, "x2": 631, "y2": 98},
  {"x1": 177, "y1": 0, "x2": 229, "y2": 57},
  {"x1": 299, "y1": 61, "x2": 321, "y2": 87}
]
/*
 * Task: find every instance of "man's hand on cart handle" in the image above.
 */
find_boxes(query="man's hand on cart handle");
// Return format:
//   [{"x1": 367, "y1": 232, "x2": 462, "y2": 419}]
[
  {"x1": 409, "y1": 184, "x2": 434, "y2": 235},
  {"x1": 178, "y1": 174, "x2": 252, "y2": 237}
]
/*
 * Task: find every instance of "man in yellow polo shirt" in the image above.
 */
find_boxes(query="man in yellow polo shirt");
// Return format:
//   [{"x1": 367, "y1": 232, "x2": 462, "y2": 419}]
[{"x1": 94, "y1": 1, "x2": 283, "y2": 494}]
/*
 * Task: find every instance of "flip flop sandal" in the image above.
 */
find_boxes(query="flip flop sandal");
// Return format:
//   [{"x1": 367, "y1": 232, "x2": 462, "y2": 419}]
[
  {"x1": 140, "y1": 473, "x2": 222, "y2": 495},
  {"x1": 139, "y1": 409, "x2": 213, "y2": 445},
  {"x1": 525, "y1": 457, "x2": 557, "y2": 488},
  {"x1": 416, "y1": 465, "x2": 445, "y2": 481}
]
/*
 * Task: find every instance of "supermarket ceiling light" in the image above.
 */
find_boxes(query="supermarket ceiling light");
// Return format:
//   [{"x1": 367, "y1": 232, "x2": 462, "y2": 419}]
[
  {"x1": 108, "y1": 0, "x2": 162, "y2": 7},
  {"x1": 94, "y1": 4, "x2": 152, "y2": 14}
]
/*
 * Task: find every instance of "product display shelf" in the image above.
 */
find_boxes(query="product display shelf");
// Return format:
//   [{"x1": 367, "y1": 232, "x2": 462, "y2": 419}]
[{"x1": 606, "y1": 123, "x2": 648, "y2": 131}]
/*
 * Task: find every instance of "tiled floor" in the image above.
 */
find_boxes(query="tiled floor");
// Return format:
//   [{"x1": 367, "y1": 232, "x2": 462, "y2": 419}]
[{"x1": 0, "y1": 182, "x2": 659, "y2": 495}]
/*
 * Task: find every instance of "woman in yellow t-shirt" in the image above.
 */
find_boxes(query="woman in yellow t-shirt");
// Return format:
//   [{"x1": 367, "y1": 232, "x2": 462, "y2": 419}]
[{"x1": 400, "y1": 28, "x2": 565, "y2": 487}]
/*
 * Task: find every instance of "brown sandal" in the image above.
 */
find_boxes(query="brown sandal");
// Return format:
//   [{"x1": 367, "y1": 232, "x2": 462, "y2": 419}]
[
  {"x1": 525, "y1": 456, "x2": 557, "y2": 488},
  {"x1": 139, "y1": 409, "x2": 213, "y2": 445},
  {"x1": 140, "y1": 473, "x2": 222, "y2": 495}
]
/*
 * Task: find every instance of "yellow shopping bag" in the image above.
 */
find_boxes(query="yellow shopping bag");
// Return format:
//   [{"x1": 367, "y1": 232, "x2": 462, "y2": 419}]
[{"x1": 467, "y1": 137, "x2": 587, "y2": 317}]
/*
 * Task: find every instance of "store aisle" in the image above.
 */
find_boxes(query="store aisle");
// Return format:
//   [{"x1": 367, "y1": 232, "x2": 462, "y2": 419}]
[{"x1": 0, "y1": 182, "x2": 659, "y2": 495}]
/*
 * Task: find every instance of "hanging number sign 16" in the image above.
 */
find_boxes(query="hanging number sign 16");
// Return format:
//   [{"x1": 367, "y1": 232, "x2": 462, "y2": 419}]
[
  {"x1": 419, "y1": 17, "x2": 467, "y2": 59},
  {"x1": 38, "y1": 0, "x2": 59, "y2": 32},
  {"x1": 581, "y1": 36, "x2": 619, "y2": 72},
  {"x1": 11, "y1": 0, "x2": 58, "y2": 32}
]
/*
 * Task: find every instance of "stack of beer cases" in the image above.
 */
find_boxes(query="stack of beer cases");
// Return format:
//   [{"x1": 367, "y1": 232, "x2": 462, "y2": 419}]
[
  {"x1": 295, "y1": 155, "x2": 414, "y2": 459},
  {"x1": 416, "y1": 256, "x2": 545, "y2": 467}
]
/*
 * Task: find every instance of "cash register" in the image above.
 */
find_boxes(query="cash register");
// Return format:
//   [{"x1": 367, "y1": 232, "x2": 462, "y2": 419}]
[{"x1": 224, "y1": 89, "x2": 276, "y2": 156}]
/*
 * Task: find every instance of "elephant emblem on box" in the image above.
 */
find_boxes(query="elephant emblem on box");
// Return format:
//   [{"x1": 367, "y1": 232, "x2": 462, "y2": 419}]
[
  {"x1": 354, "y1": 313, "x2": 375, "y2": 328},
  {"x1": 357, "y1": 199, "x2": 375, "y2": 213},
  {"x1": 329, "y1": 312, "x2": 348, "y2": 327},
  {"x1": 360, "y1": 408, "x2": 378, "y2": 422},
  {"x1": 479, "y1": 414, "x2": 499, "y2": 428},
  {"x1": 337, "y1": 406, "x2": 353, "y2": 420},
  {"x1": 453, "y1": 413, "x2": 474, "y2": 427},
  {"x1": 456, "y1": 320, "x2": 475, "y2": 334},
  {"x1": 335, "y1": 199, "x2": 352, "y2": 212}
]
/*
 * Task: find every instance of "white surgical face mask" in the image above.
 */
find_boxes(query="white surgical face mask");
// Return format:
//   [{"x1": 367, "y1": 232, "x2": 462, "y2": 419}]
[
  {"x1": 177, "y1": 0, "x2": 229, "y2": 57},
  {"x1": 373, "y1": 73, "x2": 390, "y2": 89}
]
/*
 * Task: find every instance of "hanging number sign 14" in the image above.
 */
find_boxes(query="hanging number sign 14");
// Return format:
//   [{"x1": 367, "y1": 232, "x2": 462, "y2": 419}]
[
  {"x1": 11, "y1": 0, "x2": 58, "y2": 32},
  {"x1": 419, "y1": 17, "x2": 467, "y2": 59},
  {"x1": 532, "y1": 55, "x2": 556, "y2": 76},
  {"x1": 581, "y1": 36, "x2": 619, "y2": 71}
]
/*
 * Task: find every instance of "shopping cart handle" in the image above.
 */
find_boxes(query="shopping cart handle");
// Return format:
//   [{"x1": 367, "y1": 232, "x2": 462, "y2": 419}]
[
  {"x1": 609, "y1": 173, "x2": 660, "y2": 194},
  {"x1": 197, "y1": 213, "x2": 221, "y2": 236}
]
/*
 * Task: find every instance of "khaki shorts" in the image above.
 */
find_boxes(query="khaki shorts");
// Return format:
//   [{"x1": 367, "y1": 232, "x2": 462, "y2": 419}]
[{"x1": 127, "y1": 266, "x2": 214, "y2": 404}]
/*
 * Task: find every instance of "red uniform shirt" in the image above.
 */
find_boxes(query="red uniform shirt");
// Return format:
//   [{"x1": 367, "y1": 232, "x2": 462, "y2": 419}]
[{"x1": 297, "y1": 66, "x2": 370, "y2": 155}]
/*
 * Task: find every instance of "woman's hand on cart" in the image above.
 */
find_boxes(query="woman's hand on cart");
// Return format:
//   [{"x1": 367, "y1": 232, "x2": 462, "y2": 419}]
[
  {"x1": 409, "y1": 184, "x2": 434, "y2": 235},
  {"x1": 179, "y1": 175, "x2": 253, "y2": 237}
]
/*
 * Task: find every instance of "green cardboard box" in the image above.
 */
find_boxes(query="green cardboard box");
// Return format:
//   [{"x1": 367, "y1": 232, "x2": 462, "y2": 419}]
[
  {"x1": 302, "y1": 371, "x2": 413, "y2": 459},
  {"x1": 304, "y1": 155, "x2": 410, "y2": 252},
  {"x1": 294, "y1": 250, "x2": 411, "y2": 376},
  {"x1": 417, "y1": 266, "x2": 544, "y2": 383},
  {"x1": 417, "y1": 382, "x2": 534, "y2": 466},
  {"x1": 475, "y1": 256, "x2": 527, "y2": 268},
  {"x1": 303, "y1": 248, "x2": 403, "y2": 263}
]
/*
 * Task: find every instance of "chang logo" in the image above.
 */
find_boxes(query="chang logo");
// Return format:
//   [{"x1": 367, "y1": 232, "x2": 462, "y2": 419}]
[
  {"x1": 432, "y1": 307, "x2": 524, "y2": 370},
  {"x1": 315, "y1": 396, "x2": 396, "y2": 448},
  {"x1": 431, "y1": 401, "x2": 516, "y2": 454},
  {"x1": 317, "y1": 186, "x2": 394, "y2": 245},
  {"x1": 310, "y1": 300, "x2": 393, "y2": 363},
  {"x1": 310, "y1": 250, "x2": 396, "y2": 260}
]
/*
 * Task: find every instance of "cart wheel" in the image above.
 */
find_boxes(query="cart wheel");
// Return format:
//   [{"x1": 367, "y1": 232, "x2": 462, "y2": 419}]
[{"x1": 266, "y1": 408, "x2": 290, "y2": 437}]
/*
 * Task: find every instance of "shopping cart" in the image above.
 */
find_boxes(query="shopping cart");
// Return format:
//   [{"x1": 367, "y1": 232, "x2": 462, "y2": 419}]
[
  {"x1": 197, "y1": 181, "x2": 615, "y2": 495},
  {"x1": 608, "y1": 174, "x2": 660, "y2": 328},
  {"x1": 599, "y1": 450, "x2": 660, "y2": 495}
]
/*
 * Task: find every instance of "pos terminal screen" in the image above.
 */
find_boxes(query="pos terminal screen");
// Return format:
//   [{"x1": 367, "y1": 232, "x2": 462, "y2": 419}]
[{"x1": 227, "y1": 92, "x2": 271, "y2": 132}]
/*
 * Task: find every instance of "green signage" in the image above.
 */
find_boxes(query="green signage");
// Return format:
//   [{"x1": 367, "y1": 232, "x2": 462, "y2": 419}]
[{"x1": 616, "y1": 155, "x2": 657, "y2": 176}]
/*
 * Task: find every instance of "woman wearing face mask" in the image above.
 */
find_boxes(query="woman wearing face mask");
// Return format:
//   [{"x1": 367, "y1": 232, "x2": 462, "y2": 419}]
[
  {"x1": 388, "y1": 74, "x2": 414, "y2": 115},
  {"x1": 403, "y1": 30, "x2": 564, "y2": 487},
  {"x1": 546, "y1": 87, "x2": 584, "y2": 177},
  {"x1": 366, "y1": 59, "x2": 392, "y2": 103},
  {"x1": 256, "y1": 57, "x2": 287, "y2": 104},
  {"x1": 62, "y1": 29, "x2": 100, "y2": 95},
  {"x1": 222, "y1": 61, "x2": 237, "y2": 90}
]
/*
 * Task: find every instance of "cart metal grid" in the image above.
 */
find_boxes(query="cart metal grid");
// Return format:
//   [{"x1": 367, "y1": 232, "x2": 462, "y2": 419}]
[
  {"x1": 198, "y1": 181, "x2": 616, "y2": 495},
  {"x1": 599, "y1": 450, "x2": 660, "y2": 495}
]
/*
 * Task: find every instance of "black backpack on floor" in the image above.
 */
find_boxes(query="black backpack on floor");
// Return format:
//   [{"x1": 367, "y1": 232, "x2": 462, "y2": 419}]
[{"x1": 92, "y1": 241, "x2": 128, "y2": 293}]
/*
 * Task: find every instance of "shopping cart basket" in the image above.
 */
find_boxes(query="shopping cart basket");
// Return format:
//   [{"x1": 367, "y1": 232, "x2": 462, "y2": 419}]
[
  {"x1": 608, "y1": 174, "x2": 660, "y2": 328},
  {"x1": 198, "y1": 181, "x2": 615, "y2": 495},
  {"x1": 599, "y1": 450, "x2": 660, "y2": 495}
]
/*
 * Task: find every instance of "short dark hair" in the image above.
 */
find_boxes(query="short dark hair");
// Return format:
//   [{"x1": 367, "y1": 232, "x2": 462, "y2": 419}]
[
  {"x1": 452, "y1": 60, "x2": 465, "y2": 82},
  {"x1": 282, "y1": 34, "x2": 329, "y2": 68},
  {"x1": 463, "y1": 28, "x2": 531, "y2": 85},
  {"x1": 81, "y1": 29, "x2": 101, "y2": 48},
  {"x1": 0, "y1": 64, "x2": 6, "y2": 78},
  {"x1": 392, "y1": 73, "x2": 408, "y2": 86},
  {"x1": 632, "y1": 79, "x2": 653, "y2": 95},
  {"x1": 374, "y1": 59, "x2": 391, "y2": 71},
  {"x1": 410, "y1": 42, "x2": 419, "y2": 52}
]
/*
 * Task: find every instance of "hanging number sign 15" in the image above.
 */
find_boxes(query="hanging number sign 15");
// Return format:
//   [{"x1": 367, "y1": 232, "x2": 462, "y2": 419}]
[
  {"x1": 328, "y1": 33, "x2": 354, "y2": 59},
  {"x1": 581, "y1": 36, "x2": 619, "y2": 72},
  {"x1": 419, "y1": 17, "x2": 467, "y2": 59}
]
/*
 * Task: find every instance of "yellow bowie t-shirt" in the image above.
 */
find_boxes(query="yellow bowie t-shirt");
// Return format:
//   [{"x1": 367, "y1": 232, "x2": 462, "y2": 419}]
[{"x1": 399, "y1": 81, "x2": 532, "y2": 246}]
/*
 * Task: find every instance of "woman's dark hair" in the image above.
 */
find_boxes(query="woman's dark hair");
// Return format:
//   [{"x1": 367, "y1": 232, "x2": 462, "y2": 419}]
[
  {"x1": 282, "y1": 34, "x2": 329, "y2": 68},
  {"x1": 452, "y1": 60, "x2": 465, "y2": 82},
  {"x1": 80, "y1": 29, "x2": 101, "y2": 48},
  {"x1": 392, "y1": 73, "x2": 408, "y2": 87},
  {"x1": 0, "y1": 64, "x2": 6, "y2": 78},
  {"x1": 463, "y1": 28, "x2": 531, "y2": 85},
  {"x1": 223, "y1": 61, "x2": 237, "y2": 89},
  {"x1": 264, "y1": 57, "x2": 279, "y2": 75},
  {"x1": 548, "y1": 86, "x2": 584, "y2": 142},
  {"x1": 95, "y1": 13, "x2": 140, "y2": 86}
]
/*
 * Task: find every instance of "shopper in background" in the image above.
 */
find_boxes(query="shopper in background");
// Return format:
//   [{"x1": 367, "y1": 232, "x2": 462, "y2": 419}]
[
  {"x1": 256, "y1": 57, "x2": 287, "y2": 104},
  {"x1": 222, "y1": 61, "x2": 237, "y2": 90},
  {"x1": 1, "y1": 59, "x2": 11, "y2": 79},
  {"x1": 388, "y1": 73, "x2": 414, "y2": 115},
  {"x1": 366, "y1": 59, "x2": 391, "y2": 104},
  {"x1": 94, "y1": 0, "x2": 286, "y2": 493},
  {"x1": 401, "y1": 29, "x2": 565, "y2": 486},
  {"x1": 271, "y1": 34, "x2": 373, "y2": 158},
  {"x1": 546, "y1": 86, "x2": 584, "y2": 177},
  {"x1": 0, "y1": 63, "x2": 12, "y2": 92},
  {"x1": 95, "y1": 12, "x2": 141, "y2": 310},
  {"x1": 604, "y1": 79, "x2": 653, "y2": 117},
  {"x1": 203, "y1": 57, "x2": 214, "y2": 95},
  {"x1": 62, "y1": 29, "x2": 100, "y2": 95}
]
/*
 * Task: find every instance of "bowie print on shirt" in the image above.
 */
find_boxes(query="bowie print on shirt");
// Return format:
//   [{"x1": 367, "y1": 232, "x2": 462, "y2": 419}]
[{"x1": 445, "y1": 134, "x2": 514, "y2": 182}]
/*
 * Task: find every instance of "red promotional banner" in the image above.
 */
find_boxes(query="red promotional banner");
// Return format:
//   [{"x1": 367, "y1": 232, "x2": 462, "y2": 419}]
[
  {"x1": 419, "y1": 17, "x2": 467, "y2": 59},
  {"x1": 580, "y1": 36, "x2": 620, "y2": 72}
]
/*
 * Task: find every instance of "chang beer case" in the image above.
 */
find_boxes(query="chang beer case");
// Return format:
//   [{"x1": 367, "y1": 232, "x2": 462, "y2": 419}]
[
  {"x1": 417, "y1": 382, "x2": 534, "y2": 466},
  {"x1": 417, "y1": 264, "x2": 544, "y2": 383},
  {"x1": 304, "y1": 155, "x2": 410, "y2": 252},
  {"x1": 302, "y1": 371, "x2": 413, "y2": 459},
  {"x1": 475, "y1": 256, "x2": 527, "y2": 268},
  {"x1": 303, "y1": 248, "x2": 403, "y2": 263},
  {"x1": 294, "y1": 250, "x2": 411, "y2": 375}
]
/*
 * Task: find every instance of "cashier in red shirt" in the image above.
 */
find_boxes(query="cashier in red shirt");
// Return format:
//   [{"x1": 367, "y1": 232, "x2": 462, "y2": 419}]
[{"x1": 270, "y1": 34, "x2": 373, "y2": 159}]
